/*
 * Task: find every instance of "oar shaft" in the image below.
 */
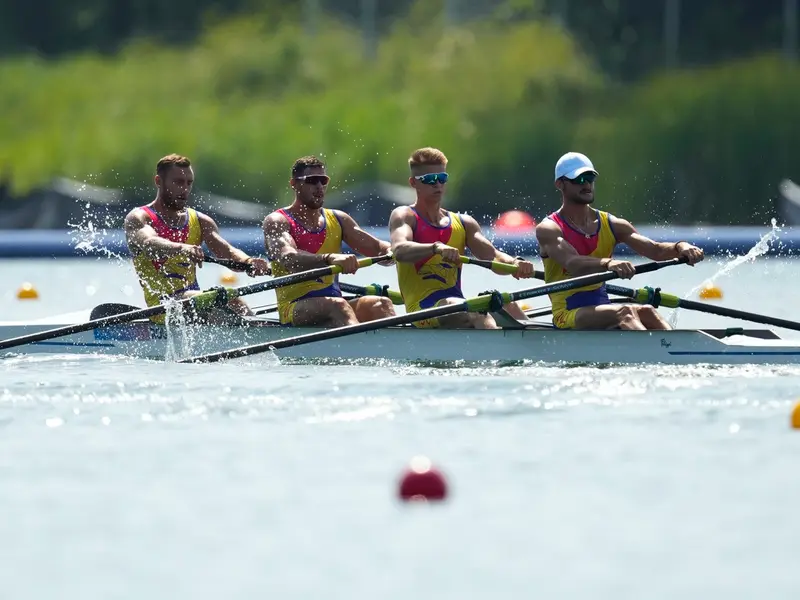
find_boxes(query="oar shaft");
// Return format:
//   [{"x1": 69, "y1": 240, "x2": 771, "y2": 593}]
[
  {"x1": 181, "y1": 299, "x2": 470, "y2": 363},
  {"x1": 0, "y1": 254, "x2": 392, "y2": 352},
  {"x1": 181, "y1": 258, "x2": 685, "y2": 363},
  {"x1": 339, "y1": 283, "x2": 404, "y2": 305},
  {"x1": 605, "y1": 282, "x2": 800, "y2": 332},
  {"x1": 507, "y1": 259, "x2": 682, "y2": 303}
]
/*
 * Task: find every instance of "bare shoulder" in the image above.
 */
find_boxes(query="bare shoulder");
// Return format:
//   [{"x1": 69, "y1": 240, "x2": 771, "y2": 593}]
[
  {"x1": 535, "y1": 217, "x2": 560, "y2": 238},
  {"x1": 389, "y1": 205, "x2": 415, "y2": 225},
  {"x1": 262, "y1": 209, "x2": 290, "y2": 234},
  {"x1": 331, "y1": 209, "x2": 357, "y2": 226},
  {"x1": 457, "y1": 212, "x2": 480, "y2": 231},
  {"x1": 123, "y1": 206, "x2": 149, "y2": 228},
  {"x1": 194, "y1": 210, "x2": 217, "y2": 229},
  {"x1": 607, "y1": 213, "x2": 635, "y2": 235}
]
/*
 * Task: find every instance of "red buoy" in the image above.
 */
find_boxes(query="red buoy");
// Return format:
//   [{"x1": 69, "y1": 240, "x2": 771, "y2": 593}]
[
  {"x1": 398, "y1": 456, "x2": 448, "y2": 502},
  {"x1": 495, "y1": 210, "x2": 536, "y2": 232}
]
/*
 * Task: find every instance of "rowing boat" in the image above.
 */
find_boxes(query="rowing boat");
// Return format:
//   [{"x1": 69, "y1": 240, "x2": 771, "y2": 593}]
[{"x1": 3, "y1": 310, "x2": 800, "y2": 365}]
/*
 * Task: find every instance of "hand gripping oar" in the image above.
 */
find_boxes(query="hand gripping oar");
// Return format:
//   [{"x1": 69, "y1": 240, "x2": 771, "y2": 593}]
[
  {"x1": 202, "y1": 254, "x2": 261, "y2": 277},
  {"x1": 0, "y1": 254, "x2": 393, "y2": 352},
  {"x1": 179, "y1": 258, "x2": 684, "y2": 364},
  {"x1": 604, "y1": 284, "x2": 800, "y2": 333}
]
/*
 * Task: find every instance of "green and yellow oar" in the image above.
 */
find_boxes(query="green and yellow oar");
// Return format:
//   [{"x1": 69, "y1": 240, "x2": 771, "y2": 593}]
[
  {"x1": 179, "y1": 258, "x2": 684, "y2": 364},
  {"x1": 605, "y1": 284, "x2": 800, "y2": 332},
  {"x1": 0, "y1": 254, "x2": 393, "y2": 352},
  {"x1": 461, "y1": 256, "x2": 800, "y2": 332},
  {"x1": 254, "y1": 282, "x2": 403, "y2": 316}
]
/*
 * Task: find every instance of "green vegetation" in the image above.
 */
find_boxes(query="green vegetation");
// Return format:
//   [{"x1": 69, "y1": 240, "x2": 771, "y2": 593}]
[{"x1": 1, "y1": 4, "x2": 798, "y2": 224}]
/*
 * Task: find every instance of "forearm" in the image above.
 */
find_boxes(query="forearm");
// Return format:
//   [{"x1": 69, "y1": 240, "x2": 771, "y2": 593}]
[
  {"x1": 226, "y1": 246, "x2": 252, "y2": 263},
  {"x1": 392, "y1": 241, "x2": 437, "y2": 263},
  {"x1": 276, "y1": 249, "x2": 330, "y2": 272},
  {"x1": 563, "y1": 254, "x2": 612, "y2": 275},
  {"x1": 140, "y1": 236, "x2": 185, "y2": 259}
]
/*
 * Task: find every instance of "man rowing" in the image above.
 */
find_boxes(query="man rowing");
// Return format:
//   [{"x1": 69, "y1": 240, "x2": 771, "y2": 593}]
[
  {"x1": 536, "y1": 151, "x2": 704, "y2": 330},
  {"x1": 124, "y1": 154, "x2": 270, "y2": 323},
  {"x1": 389, "y1": 147, "x2": 535, "y2": 329},
  {"x1": 262, "y1": 155, "x2": 395, "y2": 327}
]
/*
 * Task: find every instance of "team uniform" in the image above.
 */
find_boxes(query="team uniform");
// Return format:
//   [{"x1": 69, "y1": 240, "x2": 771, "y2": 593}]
[
  {"x1": 270, "y1": 208, "x2": 344, "y2": 325},
  {"x1": 541, "y1": 209, "x2": 617, "y2": 329},
  {"x1": 396, "y1": 209, "x2": 466, "y2": 329},
  {"x1": 131, "y1": 206, "x2": 202, "y2": 323}
]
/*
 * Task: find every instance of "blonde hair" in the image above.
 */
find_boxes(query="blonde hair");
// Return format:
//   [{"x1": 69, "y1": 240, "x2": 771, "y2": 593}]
[{"x1": 408, "y1": 147, "x2": 448, "y2": 172}]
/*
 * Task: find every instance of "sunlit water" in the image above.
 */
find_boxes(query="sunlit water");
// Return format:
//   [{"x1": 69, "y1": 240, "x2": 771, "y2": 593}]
[{"x1": 2, "y1": 256, "x2": 800, "y2": 599}]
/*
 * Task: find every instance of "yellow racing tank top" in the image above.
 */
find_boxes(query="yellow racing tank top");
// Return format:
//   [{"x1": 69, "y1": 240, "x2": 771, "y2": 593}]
[
  {"x1": 396, "y1": 209, "x2": 467, "y2": 313},
  {"x1": 541, "y1": 209, "x2": 617, "y2": 315},
  {"x1": 270, "y1": 208, "x2": 343, "y2": 323},
  {"x1": 131, "y1": 206, "x2": 203, "y2": 319}
]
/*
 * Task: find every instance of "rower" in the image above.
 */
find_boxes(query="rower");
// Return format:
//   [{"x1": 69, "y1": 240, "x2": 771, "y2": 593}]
[
  {"x1": 535, "y1": 151, "x2": 705, "y2": 330},
  {"x1": 262, "y1": 155, "x2": 395, "y2": 327},
  {"x1": 124, "y1": 154, "x2": 270, "y2": 323},
  {"x1": 389, "y1": 147, "x2": 535, "y2": 329}
]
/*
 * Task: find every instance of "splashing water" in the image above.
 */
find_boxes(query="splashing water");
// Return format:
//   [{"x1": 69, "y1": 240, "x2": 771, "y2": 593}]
[
  {"x1": 163, "y1": 299, "x2": 195, "y2": 362},
  {"x1": 668, "y1": 218, "x2": 782, "y2": 327},
  {"x1": 69, "y1": 196, "x2": 131, "y2": 264}
]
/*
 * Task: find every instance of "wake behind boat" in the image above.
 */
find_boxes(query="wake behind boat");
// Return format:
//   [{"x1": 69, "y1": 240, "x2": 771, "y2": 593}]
[{"x1": 2, "y1": 309, "x2": 800, "y2": 365}]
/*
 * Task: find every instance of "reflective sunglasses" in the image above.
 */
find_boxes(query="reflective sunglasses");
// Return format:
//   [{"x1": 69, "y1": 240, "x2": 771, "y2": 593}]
[
  {"x1": 296, "y1": 174, "x2": 330, "y2": 186},
  {"x1": 564, "y1": 172, "x2": 597, "y2": 185},
  {"x1": 414, "y1": 172, "x2": 449, "y2": 185}
]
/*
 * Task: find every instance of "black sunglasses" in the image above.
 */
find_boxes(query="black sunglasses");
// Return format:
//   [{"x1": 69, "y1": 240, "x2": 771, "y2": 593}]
[
  {"x1": 296, "y1": 175, "x2": 330, "y2": 186},
  {"x1": 562, "y1": 173, "x2": 597, "y2": 185}
]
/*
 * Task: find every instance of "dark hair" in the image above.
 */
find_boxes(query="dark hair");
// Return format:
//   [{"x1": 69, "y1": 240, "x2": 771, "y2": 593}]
[
  {"x1": 156, "y1": 154, "x2": 191, "y2": 178},
  {"x1": 291, "y1": 155, "x2": 326, "y2": 178}
]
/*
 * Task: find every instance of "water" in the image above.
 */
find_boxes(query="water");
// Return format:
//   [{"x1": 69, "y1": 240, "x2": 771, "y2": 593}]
[{"x1": 2, "y1": 257, "x2": 800, "y2": 599}]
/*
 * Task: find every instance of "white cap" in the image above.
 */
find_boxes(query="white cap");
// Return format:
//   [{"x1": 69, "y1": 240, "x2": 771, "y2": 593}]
[{"x1": 554, "y1": 152, "x2": 598, "y2": 182}]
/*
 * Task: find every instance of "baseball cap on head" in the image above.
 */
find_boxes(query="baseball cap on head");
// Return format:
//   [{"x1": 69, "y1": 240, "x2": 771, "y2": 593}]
[{"x1": 555, "y1": 152, "x2": 598, "y2": 182}]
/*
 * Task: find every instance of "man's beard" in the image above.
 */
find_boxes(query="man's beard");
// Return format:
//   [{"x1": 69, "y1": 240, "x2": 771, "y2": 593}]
[
  {"x1": 570, "y1": 191, "x2": 594, "y2": 205},
  {"x1": 300, "y1": 194, "x2": 324, "y2": 209},
  {"x1": 161, "y1": 187, "x2": 186, "y2": 209}
]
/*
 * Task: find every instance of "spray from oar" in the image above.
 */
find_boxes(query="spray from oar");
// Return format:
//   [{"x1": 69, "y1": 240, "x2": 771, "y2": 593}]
[{"x1": 668, "y1": 218, "x2": 781, "y2": 327}]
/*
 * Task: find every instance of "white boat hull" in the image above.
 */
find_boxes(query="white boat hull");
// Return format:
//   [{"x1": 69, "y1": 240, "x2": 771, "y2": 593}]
[{"x1": 2, "y1": 318, "x2": 800, "y2": 365}]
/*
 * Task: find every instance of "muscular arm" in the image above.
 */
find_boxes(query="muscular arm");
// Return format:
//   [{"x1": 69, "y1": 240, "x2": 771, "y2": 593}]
[
  {"x1": 389, "y1": 206, "x2": 438, "y2": 262},
  {"x1": 461, "y1": 214, "x2": 519, "y2": 271},
  {"x1": 124, "y1": 208, "x2": 188, "y2": 259},
  {"x1": 198, "y1": 212, "x2": 251, "y2": 263},
  {"x1": 262, "y1": 212, "x2": 329, "y2": 272},
  {"x1": 611, "y1": 217, "x2": 681, "y2": 260},
  {"x1": 535, "y1": 219, "x2": 610, "y2": 276},
  {"x1": 335, "y1": 210, "x2": 391, "y2": 256}
]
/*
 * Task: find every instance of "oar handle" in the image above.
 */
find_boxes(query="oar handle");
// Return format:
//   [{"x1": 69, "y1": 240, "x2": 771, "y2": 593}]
[
  {"x1": 339, "y1": 282, "x2": 404, "y2": 305},
  {"x1": 203, "y1": 254, "x2": 265, "y2": 277},
  {"x1": 460, "y1": 256, "x2": 523, "y2": 275}
]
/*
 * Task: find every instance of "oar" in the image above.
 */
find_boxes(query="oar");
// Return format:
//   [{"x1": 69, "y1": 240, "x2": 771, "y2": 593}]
[
  {"x1": 458, "y1": 255, "x2": 526, "y2": 275},
  {"x1": 179, "y1": 258, "x2": 684, "y2": 364},
  {"x1": 253, "y1": 282, "x2": 403, "y2": 316},
  {"x1": 0, "y1": 254, "x2": 392, "y2": 352},
  {"x1": 340, "y1": 282, "x2": 403, "y2": 304},
  {"x1": 202, "y1": 253, "x2": 260, "y2": 276},
  {"x1": 605, "y1": 284, "x2": 800, "y2": 333}
]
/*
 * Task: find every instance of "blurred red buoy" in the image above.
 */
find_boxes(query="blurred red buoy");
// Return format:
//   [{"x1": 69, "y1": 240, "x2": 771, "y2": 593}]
[
  {"x1": 495, "y1": 210, "x2": 536, "y2": 232},
  {"x1": 398, "y1": 456, "x2": 448, "y2": 502}
]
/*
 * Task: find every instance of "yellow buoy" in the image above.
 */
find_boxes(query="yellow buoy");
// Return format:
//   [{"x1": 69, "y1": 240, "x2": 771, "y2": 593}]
[
  {"x1": 219, "y1": 270, "x2": 238, "y2": 285},
  {"x1": 16, "y1": 282, "x2": 39, "y2": 300},
  {"x1": 698, "y1": 283, "x2": 723, "y2": 300},
  {"x1": 519, "y1": 303, "x2": 530, "y2": 310},
  {"x1": 791, "y1": 401, "x2": 800, "y2": 429}
]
